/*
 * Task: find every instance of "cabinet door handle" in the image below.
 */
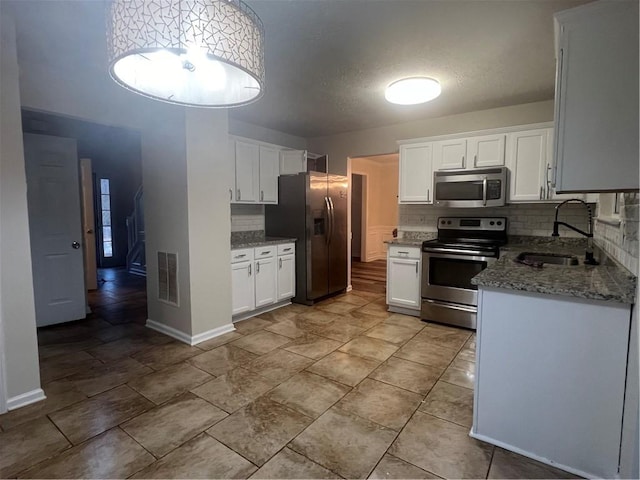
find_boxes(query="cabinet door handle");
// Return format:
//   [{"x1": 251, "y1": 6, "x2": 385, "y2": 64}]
[
  {"x1": 229, "y1": 188, "x2": 232, "y2": 201},
  {"x1": 473, "y1": 154, "x2": 477, "y2": 167},
  {"x1": 260, "y1": 190, "x2": 264, "y2": 201},
  {"x1": 234, "y1": 254, "x2": 246, "y2": 259},
  {"x1": 427, "y1": 188, "x2": 430, "y2": 202},
  {"x1": 256, "y1": 261, "x2": 260, "y2": 273},
  {"x1": 279, "y1": 258, "x2": 282, "y2": 269},
  {"x1": 398, "y1": 251, "x2": 409, "y2": 255},
  {"x1": 237, "y1": 189, "x2": 241, "y2": 200},
  {"x1": 415, "y1": 262, "x2": 419, "y2": 275},
  {"x1": 462, "y1": 155, "x2": 465, "y2": 169},
  {"x1": 283, "y1": 247, "x2": 292, "y2": 252},
  {"x1": 248, "y1": 263, "x2": 251, "y2": 276},
  {"x1": 540, "y1": 186, "x2": 544, "y2": 200}
]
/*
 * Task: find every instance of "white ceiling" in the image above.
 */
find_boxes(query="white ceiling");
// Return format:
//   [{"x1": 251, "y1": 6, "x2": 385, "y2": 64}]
[{"x1": 5, "y1": 0, "x2": 590, "y2": 138}]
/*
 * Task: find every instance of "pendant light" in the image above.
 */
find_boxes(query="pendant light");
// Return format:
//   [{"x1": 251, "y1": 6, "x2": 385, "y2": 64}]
[{"x1": 107, "y1": 0, "x2": 265, "y2": 108}]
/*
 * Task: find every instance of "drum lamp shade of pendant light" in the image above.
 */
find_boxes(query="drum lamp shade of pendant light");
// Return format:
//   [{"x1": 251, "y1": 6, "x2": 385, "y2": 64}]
[
  {"x1": 107, "y1": 0, "x2": 265, "y2": 108},
  {"x1": 385, "y1": 77, "x2": 441, "y2": 105}
]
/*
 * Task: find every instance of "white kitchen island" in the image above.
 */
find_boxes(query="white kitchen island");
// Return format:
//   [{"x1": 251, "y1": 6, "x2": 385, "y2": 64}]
[{"x1": 471, "y1": 249, "x2": 636, "y2": 479}]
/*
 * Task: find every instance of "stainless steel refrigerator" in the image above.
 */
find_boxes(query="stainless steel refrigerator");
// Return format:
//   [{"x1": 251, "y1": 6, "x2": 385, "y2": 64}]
[{"x1": 265, "y1": 172, "x2": 348, "y2": 304}]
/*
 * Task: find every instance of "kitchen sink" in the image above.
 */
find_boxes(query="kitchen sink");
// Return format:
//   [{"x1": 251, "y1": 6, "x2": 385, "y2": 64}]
[{"x1": 516, "y1": 252, "x2": 580, "y2": 266}]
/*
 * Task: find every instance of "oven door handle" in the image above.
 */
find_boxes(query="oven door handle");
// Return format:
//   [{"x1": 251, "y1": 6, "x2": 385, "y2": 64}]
[
  {"x1": 423, "y1": 247, "x2": 492, "y2": 257},
  {"x1": 482, "y1": 176, "x2": 488, "y2": 206}
]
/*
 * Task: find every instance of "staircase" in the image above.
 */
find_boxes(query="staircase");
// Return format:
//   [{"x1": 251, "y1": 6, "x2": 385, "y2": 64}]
[{"x1": 126, "y1": 186, "x2": 146, "y2": 276}]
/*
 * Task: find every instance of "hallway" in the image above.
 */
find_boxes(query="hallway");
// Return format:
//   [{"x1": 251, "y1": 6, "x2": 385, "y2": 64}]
[{"x1": 351, "y1": 259, "x2": 387, "y2": 295}]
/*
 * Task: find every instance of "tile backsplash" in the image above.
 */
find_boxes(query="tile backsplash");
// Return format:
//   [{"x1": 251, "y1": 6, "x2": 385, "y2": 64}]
[
  {"x1": 231, "y1": 204, "x2": 264, "y2": 232},
  {"x1": 399, "y1": 203, "x2": 592, "y2": 238},
  {"x1": 594, "y1": 193, "x2": 639, "y2": 275}
]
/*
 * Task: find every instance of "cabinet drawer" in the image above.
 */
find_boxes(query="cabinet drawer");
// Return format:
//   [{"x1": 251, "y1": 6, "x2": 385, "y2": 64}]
[
  {"x1": 277, "y1": 243, "x2": 295, "y2": 256},
  {"x1": 254, "y1": 246, "x2": 276, "y2": 258},
  {"x1": 388, "y1": 245, "x2": 421, "y2": 259},
  {"x1": 231, "y1": 248, "x2": 254, "y2": 264}
]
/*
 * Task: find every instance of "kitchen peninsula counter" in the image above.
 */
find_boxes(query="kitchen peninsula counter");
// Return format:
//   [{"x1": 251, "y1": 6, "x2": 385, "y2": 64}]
[{"x1": 472, "y1": 239, "x2": 636, "y2": 304}]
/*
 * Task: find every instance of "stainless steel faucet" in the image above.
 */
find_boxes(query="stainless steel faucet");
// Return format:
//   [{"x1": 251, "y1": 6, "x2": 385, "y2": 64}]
[{"x1": 551, "y1": 198, "x2": 599, "y2": 265}]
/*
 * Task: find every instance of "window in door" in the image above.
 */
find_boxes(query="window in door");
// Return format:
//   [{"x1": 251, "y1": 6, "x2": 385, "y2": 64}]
[{"x1": 100, "y1": 178, "x2": 113, "y2": 258}]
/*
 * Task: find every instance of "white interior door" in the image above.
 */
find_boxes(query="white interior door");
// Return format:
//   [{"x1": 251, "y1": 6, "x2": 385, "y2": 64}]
[
  {"x1": 80, "y1": 158, "x2": 97, "y2": 290},
  {"x1": 24, "y1": 133, "x2": 86, "y2": 327}
]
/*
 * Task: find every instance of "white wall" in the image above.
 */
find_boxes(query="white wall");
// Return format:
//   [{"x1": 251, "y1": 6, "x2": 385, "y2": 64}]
[
  {"x1": 0, "y1": 15, "x2": 42, "y2": 405},
  {"x1": 229, "y1": 118, "x2": 307, "y2": 150},
  {"x1": 185, "y1": 109, "x2": 232, "y2": 336},
  {"x1": 12, "y1": 27, "x2": 232, "y2": 345},
  {"x1": 309, "y1": 100, "x2": 554, "y2": 175}
]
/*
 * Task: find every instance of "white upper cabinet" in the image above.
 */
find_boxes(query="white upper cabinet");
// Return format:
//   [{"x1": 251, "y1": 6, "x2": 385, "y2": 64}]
[
  {"x1": 280, "y1": 150, "x2": 306, "y2": 175},
  {"x1": 553, "y1": 0, "x2": 639, "y2": 192},
  {"x1": 230, "y1": 136, "x2": 283, "y2": 204},
  {"x1": 433, "y1": 139, "x2": 466, "y2": 170},
  {"x1": 259, "y1": 146, "x2": 279, "y2": 204},
  {"x1": 468, "y1": 134, "x2": 506, "y2": 168},
  {"x1": 507, "y1": 129, "x2": 548, "y2": 202},
  {"x1": 234, "y1": 140, "x2": 260, "y2": 203},
  {"x1": 399, "y1": 142, "x2": 433, "y2": 203}
]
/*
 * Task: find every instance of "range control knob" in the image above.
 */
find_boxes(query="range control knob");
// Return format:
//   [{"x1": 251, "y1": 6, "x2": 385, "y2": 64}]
[
  {"x1": 497, "y1": 221, "x2": 503, "y2": 226},
  {"x1": 489, "y1": 221, "x2": 495, "y2": 226}
]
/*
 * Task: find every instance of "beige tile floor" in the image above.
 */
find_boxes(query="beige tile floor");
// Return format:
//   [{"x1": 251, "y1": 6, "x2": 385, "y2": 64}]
[{"x1": 0, "y1": 270, "x2": 579, "y2": 479}]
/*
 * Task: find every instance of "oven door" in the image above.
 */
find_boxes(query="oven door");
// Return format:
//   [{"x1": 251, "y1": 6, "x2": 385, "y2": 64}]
[{"x1": 421, "y1": 251, "x2": 494, "y2": 306}]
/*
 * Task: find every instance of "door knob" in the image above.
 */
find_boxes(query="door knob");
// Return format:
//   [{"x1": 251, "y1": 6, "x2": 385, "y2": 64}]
[{"x1": 72, "y1": 241, "x2": 80, "y2": 249}]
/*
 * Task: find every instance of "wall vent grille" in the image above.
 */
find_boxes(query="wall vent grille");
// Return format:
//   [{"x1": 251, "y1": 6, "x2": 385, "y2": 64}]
[{"x1": 157, "y1": 251, "x2": 179, "y2": 306}]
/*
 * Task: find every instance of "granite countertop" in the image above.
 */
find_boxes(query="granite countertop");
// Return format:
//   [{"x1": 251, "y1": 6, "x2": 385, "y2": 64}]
[
  {"x1": 472, "y1": 239, "x2": 637, "y2": 304},
  {"x1": 231, "y1": 236, "x2": 296, "y2": 249},
  {"x1": 384, "y1": 231, "x2": 436, "y2": 247},
  {"x1": 231, "y1": 230, "x2": 296, "y2": 249},
  {"x1": 385, "y1": 238, "x2": 425, "y2": 247}
]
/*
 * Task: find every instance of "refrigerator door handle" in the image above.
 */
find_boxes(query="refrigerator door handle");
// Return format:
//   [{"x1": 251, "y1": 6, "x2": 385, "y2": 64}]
[
  {"x1": 328, "y1": 196, "x2": 335, "y2": 245},
  {"x1": 324, "y1": 196, "x2": 332, "y2": 245}
]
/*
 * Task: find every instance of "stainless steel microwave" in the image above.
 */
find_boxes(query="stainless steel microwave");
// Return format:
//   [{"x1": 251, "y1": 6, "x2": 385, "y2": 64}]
[{"x1": 433, "y1": 167, "x2": 508, "y2": 208}]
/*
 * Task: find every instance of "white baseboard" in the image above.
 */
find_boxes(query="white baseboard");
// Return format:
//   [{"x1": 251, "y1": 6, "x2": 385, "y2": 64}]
[
  {"x1": 146, "y1": 319, "x2": 236, "y2": 346},
  {"x1": 232, "y1": 299, "x2": 293, "y2": 323},
  {"x1": 7, "y1": 388, "x2": 46, "y2": 411},
  {"x1": 469, "y1": 430, "x2": 595, "y2": 479},
  {"x1": 191, "y1": 323, "x2": 235, "y2": 346},
  {"x1": 146, "y1": 319, "x2": 192, "y2": 344}
]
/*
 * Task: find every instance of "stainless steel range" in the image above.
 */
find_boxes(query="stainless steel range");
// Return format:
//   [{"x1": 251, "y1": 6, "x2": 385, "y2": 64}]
[{"x1": 421, "y1": 217, "x2": 507, "y2": 329}]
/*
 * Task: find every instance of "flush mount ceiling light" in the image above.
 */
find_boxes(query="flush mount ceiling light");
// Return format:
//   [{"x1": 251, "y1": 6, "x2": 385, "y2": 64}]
[
  {"x1": 385, "y1": 77, "x2": 441, "y2": 105},
  {"x1": 107, "y1": 0, "x2": 265, "y2": 108}
]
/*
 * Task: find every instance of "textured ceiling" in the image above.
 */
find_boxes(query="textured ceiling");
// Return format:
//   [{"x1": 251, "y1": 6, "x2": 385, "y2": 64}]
[{"x1": 5, "y1": 0, "x2": 590, "y2": 138}]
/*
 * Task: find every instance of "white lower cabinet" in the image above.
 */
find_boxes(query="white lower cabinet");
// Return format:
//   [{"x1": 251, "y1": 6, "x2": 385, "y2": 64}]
[
  {"x1": 386, "y1": 246, "x2": 421, "y2": 314},
  {"x1": 232, "y1": 243, "x2": 296, "y2": 319},
  {"x1": 255, "y1": 255, "x2": 277, "y2": 307},
  {"x1": 473, "y1": 287, "x2": 631, "y2": 478},
  {"x1": 277, "y1": 254, "x2": 295, "y2": 300},
  {"x1": 231, "y1": 249, "x2": 255, "y2": 316}
]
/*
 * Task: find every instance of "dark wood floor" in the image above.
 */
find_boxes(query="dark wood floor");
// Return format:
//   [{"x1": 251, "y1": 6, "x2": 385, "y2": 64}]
[
  {"x1": 87, "y1": 267, "x2": 147, "y2": 325},
  {"x1": 351, "y1": 259, "x2": 386, "y2": 294}
]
